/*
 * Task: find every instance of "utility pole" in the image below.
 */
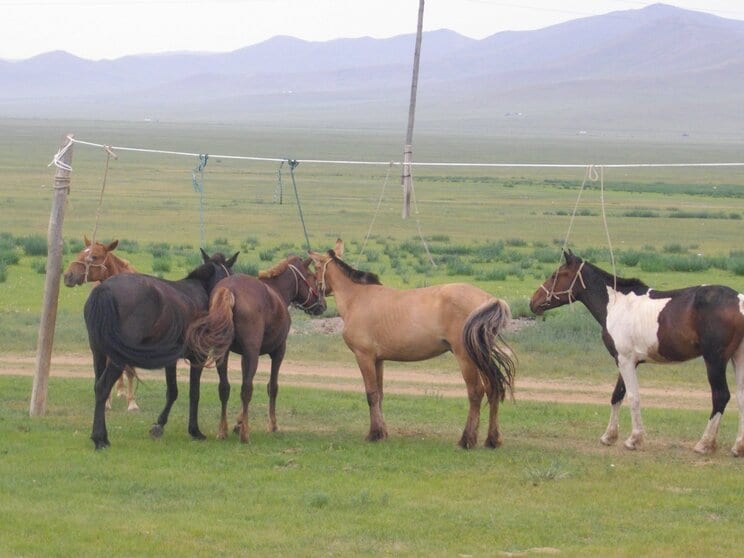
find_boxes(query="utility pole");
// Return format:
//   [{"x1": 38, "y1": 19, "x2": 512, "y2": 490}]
[{"x1": 402, "y1": 0, "x2": 424, "y2": 219}]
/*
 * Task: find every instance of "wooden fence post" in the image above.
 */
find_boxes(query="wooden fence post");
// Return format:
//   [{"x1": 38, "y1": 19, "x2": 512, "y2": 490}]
[{"x1": 30, "y1": 135, "x2": 73, "y2": 416}]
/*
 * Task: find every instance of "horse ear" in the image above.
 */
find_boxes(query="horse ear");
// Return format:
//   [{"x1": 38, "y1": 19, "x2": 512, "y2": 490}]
[
  {"x1": 84, "y1": 235, "x2": 91, "y2": 247},
  {"x1": 302, "y1": 256, "x2": 313, "y2": 269},
  {"x1": 106, "y1": 240, "x2": 119, "y2": 252},
  {"x1": 334, "y1": 238, "x2": 344, "y2": 258},
  {"x1": 200, "y1": 248, "x2": 209, "y2": 262},
  {"x1": 226, "y1": 252, "x2": 239, "y2": 268}
]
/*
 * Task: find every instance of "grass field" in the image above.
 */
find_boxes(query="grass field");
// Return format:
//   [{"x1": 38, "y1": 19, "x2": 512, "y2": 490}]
[
  {"x1": 1, "y1": 118, "x2": 743, "y2": 556},
  {"x1": 1, "y1": 374, "x2": 743, "y2": 557}
]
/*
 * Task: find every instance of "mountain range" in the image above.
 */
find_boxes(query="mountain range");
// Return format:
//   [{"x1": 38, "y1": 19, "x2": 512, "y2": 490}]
[{"x1": 2, "y1": 3, "x2": 744, "y2": 140}]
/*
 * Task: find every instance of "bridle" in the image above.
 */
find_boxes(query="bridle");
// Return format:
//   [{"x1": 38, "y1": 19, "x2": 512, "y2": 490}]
[
  {"x1": 539, "y1": 260, "x2": 586, "y2": 305},
  {"x1": 69, "y1": 250, "x2": 110, "y2": 282},
  {"x1": 288, "y1": 263, "x2": 323, "y2": 311}
]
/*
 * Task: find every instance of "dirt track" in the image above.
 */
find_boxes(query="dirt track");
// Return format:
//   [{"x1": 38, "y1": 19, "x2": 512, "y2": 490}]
[{"x1": 0, "y1": 353, "x2": 713, "y2": 411}]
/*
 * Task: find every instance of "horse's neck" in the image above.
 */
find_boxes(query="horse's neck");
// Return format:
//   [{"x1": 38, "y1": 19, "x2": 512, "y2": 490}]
[
  {"x1": 579, "y1": 264, "x2": 650, "y2": 327},
  {"x1": 260, "y1": 274, "x2": 293, "y2": 305},
  {"x1": 326, "y1": 265, "x2": 365, "y2": 317}
]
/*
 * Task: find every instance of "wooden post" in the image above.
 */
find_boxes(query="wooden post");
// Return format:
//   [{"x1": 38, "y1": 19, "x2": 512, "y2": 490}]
[
  {"x1": 30, "y1": 135, "x2": 73, "y2": 416},
  {"x1": 402, "y1": 0, "x2": 425, "y2": 219}
]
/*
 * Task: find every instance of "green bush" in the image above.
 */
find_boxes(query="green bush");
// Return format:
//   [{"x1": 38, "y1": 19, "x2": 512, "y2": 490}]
[{"x1": 18, "y1": 234, "x2": 47, "y2": 256}]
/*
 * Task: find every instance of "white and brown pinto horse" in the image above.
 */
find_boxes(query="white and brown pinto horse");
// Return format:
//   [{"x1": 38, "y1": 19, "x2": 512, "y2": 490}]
[
  {"x1": 63, "y1": 236, "x2": 140, "y2": 411},
  {"x1": 530, "y1": 250, "x2": 744, "y2": 455},
  {"x1": 309, "y1": 240, "x2": 516, "y2": 448}
]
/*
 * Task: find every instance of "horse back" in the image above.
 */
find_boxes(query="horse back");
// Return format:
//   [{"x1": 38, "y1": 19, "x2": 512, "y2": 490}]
[{"x1": 219, "y1": 274, "x2": 290, "y2": 352}]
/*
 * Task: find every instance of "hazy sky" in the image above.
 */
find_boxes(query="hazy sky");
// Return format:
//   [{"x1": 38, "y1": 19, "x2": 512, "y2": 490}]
[{"x1": 3, "y1": 0, "x2": 743, "y2": 61}]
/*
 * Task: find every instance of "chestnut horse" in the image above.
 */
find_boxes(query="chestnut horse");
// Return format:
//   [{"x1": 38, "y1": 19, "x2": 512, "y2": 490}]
[
  {"x1": 186, "y1": 255, "x2": 326, "y2": 442},
  {"x1": 530, "y1": 250, "x2": 744, "y2": 455},
  {"x1": 84, "y1": 249, "x2": 238, "y2": 449},
  {"x1": 64, "y1": 236, "x2": 139, "y2": 411},
  {"x1": 309, "y1": 240, "x2": 516, "y2": 448}
]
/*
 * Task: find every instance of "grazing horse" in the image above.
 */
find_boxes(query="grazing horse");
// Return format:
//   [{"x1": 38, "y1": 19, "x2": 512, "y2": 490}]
[
  {"x1": 64, "y1": 236, "x2": 140, "y2": 411},
  {"x1": 530, "y1": 250, "x2": 744, "y2": 455},
  {"x1": 308, "y1": 239, "x2": 516, "y2": 448},
  {"x1": 186, "y1": 255, "x2": 326, "y2": 442},
  {"x1": 84, "y1": 249, "x2": 238, "y2": 449}
]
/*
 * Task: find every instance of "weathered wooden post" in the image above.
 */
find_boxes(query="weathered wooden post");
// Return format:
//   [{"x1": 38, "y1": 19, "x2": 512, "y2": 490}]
[
  {"x1": 30, "y1": 135, "x2": 73, "y2": 416},
  {"x1": 402, "y1": 0, "x2": 425, "y2": 219}
]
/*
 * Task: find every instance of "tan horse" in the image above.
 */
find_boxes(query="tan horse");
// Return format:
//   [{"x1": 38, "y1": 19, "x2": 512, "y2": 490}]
[
  {"x1": 64, "y1": 236, "x2": 140, "y2": 411},
  {"x1": 309, "y1": 239, "x2": 516, "y2": 448}
]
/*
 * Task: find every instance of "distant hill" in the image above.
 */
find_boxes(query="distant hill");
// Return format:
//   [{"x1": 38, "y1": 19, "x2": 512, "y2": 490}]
[{"x1": 2, "y1": 3, "x2": 743, "y2": 140}]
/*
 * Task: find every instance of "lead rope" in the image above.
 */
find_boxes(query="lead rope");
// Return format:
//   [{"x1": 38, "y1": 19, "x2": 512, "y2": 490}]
[{"x1": 85, "y1": 145, "x2": 117, "y2": 282}]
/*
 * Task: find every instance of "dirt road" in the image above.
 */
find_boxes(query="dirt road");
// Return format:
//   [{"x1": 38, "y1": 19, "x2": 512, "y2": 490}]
[{"x1": 0, "y1": 352, "x2": 712, "y2": 411}]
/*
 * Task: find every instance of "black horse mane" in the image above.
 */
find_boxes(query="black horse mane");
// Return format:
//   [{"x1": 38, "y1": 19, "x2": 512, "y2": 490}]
[
  {"x1": 328, "y1": 250, "x2": 382, "y2": 285},
  {"x1": 583, "y1": 260, "x2": 649, "y2": 294}
]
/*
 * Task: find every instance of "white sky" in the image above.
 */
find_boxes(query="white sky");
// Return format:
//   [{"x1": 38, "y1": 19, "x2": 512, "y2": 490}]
[{"x1": 3, "y1": 0, "x2": 743, "y2": 61}]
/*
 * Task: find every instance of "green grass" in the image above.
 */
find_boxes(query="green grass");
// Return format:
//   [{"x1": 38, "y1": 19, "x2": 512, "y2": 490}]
[
  {"x1": 1, "y1": 374, "x2": 743, "y2": 557},
  {"x1": 1, "y1": 118, "x2": 743, "y2": 556}
]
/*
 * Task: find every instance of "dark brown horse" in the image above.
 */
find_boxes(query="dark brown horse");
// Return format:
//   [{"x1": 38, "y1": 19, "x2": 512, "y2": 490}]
[
  {"x1": 186, "y1": 255, "x2": 326, "y2": 442},
  {"x1": 64, "y1": 236, "x2": 140, "y2": 411},
  {"x1": 530, "y1": 250, "x2": 744, "y2": 455},
  {"x1": 309, "y1": 240, "x2": 516, "y2": 448},
  {"x1": 84, "y1": 249, "x2": 238, "y2": 449}
]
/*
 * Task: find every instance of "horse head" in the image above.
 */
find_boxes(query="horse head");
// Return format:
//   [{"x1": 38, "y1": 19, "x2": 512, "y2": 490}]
[
  {"x1": 190, "y1": 249, "x2": 239, "y2": 293},
  {"x1": 63, "y1": 236, "x2": 119, "y2": 286},
  {"x1": 529, "y1": 250, "x2": 587, "y2": 315},
  {"x1": 288, "y1": 256, "x2": 327, "y2": 315}
]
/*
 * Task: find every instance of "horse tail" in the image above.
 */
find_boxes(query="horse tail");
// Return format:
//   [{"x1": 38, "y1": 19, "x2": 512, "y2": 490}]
[
  {"x1": 462, "y1": 298, "x2": 516, "y2": 402},
  {"x1": 186, "y1": 286, "x2": 236, "y2": 367},
  {"x1": 84, "y1": 284, "x2": 185, "y2": 369}
]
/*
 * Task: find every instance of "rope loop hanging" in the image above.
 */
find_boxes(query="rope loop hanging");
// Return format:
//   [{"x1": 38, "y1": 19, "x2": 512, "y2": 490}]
[
  {"x1": 287, "y1": 159, "x2": 312, "y2": 252},
  {"x1": 192, "y1": 153, "x2": 209, "y2": 249}
]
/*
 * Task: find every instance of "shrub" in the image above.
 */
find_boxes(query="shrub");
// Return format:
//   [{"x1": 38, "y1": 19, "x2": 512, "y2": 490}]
[
  {"x1": 662, "y1": 243, "x2": 686, "y2": 254},
  {"x1": 18, "y1": 234, "x2": 47, "y2": 256},
  {"x1": 148, "y1": 242, "x2": 171, "y2": 258},
  {"x1": 0, "y1": 261, "x2": 7, "y2": 283},
  {"x1": 152, "y1": 256, "x2": 172, "y2": 273},
  {"x1": 233, "y1": 261, "x2": 259, "y2": 276}
]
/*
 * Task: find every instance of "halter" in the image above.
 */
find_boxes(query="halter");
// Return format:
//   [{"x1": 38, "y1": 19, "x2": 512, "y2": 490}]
[
  {"x1": 540, "y1": 260, "x2": 586, "y2": 304},
  {"x1": 70, "y1": 250, "x2": 110, "y2": 282},
  {"x1": 288, "y1": 263, "x2": 323, "y2": 311}
]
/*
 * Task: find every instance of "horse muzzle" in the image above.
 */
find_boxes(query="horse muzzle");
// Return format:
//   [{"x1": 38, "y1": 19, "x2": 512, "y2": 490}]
[{"x1": 63, "y1": 271, "x2": 85, "y2": 287}]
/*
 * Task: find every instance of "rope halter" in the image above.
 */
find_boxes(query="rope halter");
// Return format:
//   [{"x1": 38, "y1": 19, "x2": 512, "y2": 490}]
[
  {"x1": 70, "y1": 250, "x2": 110, "y2": 282},
  {"x1": 288, "y1": 263, "x2": 323, "y2": 311},
  {"x1": 541, "y1": 260, "x2": 586, "y2": 305}
]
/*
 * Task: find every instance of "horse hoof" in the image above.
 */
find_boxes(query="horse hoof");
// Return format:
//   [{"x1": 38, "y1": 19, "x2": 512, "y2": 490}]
[
  {"x1": 623, "y1": 437, "x2": 642, "y2": 450},
  {"x1": 189, "y1": 429, "x2": 207, "y2": 441},
  {"x1": 93, "y1": 439, "x2": 110, "y2": 450},
  {"x1": 731, "y1": 445, "x2": 744, "y2": 457},
  {"x1": 600, "y1": 433, "x2": 617, "y2": 446},
  {"x1": 484, "y1": 437, "x2": 502, "y2": 449},
  {"x1": 150, "y1": 424, "x2": 164, "y2": 439},
  {"x1": 232, "y1": 424, "x2": 241, "y2": 434},
  {"x1": 366, "y1": 430, "x2": 388, "y2": 442}
]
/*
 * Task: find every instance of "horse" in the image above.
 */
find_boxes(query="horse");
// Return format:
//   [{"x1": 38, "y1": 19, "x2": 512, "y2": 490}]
[
  {"x1": 530, "y1": 250, "x2": 744, "y2": 455},
  {"x1": 84, "y1": 249, "x2": 238, "y2": 449},
  {"x1": 186, "y1": 255, "x2": 326, "y2": 442},
  {"x1": 308, "y1": 239, "x2": 516, "y2": 448},
  {"x1": 64, "y1": 235, "x2": 140, "y2": 411}
]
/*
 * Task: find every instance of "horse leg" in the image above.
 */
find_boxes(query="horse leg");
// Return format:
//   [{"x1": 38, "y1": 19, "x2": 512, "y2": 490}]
[
  {"x1": 187, "y1": 363, "x2": 206, "y2": 440},
  {"x1": 216, "y1": 356, "x2": 231, "y2": 440},
  {"x1": 125, "y1": 366, "x2": 140, "y2": 411},
  {"x1": 617, "y1": 360, "x2": 644, "y2": 450},
  {"x1": 454, "y1": 352, "x2": 484, "y2": 448},
  {"x1": 355, "y1": 353, "x2": 387, "y2": 442},
  {"x1": 732, "y1": 342, "x2": 744, "y2": 456},
  {"x1": 266, "y1": 343, "x2": 286, "y2": 433},
  {"x1": 150, "y1": 363, "x2": 178, "y2": 439},
  {"x1": 238, "y1": 352, "x2": 259, "y2": 443},
  {"x1": 91, "y1": 360, "x2": 125, "y2": 449},
  {"x1": 600, "y1": 374, "x2": 626, "y2": 446},
  {"x1": 694, "y1": 354, "x2": 730, "y2": 454}
]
